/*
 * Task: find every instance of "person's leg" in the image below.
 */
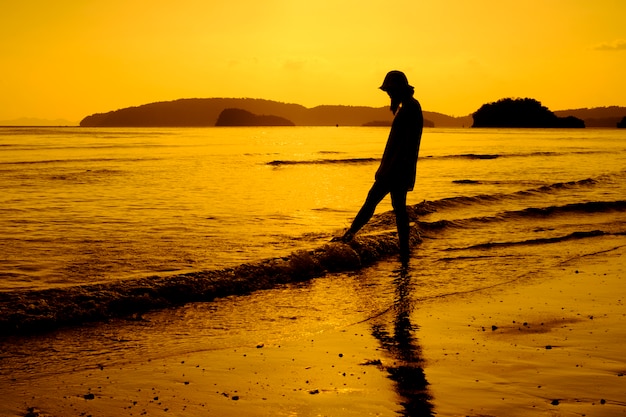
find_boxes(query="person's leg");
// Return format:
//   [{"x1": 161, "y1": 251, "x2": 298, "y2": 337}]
[
  {"x1": 342, "y1": 181, "x2": 389, "y2": 240},
  {"x1": 390, "y1": 188, "x2": 410, "y2": 263}
]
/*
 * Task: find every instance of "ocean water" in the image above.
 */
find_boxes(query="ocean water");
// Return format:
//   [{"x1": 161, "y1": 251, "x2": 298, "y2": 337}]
[
  {"x1": 2, "y1": 126, "x2": 626, "y2": 417},
  {"x1": 1, "y1": 126, "x2": 625, "y2": 330}
]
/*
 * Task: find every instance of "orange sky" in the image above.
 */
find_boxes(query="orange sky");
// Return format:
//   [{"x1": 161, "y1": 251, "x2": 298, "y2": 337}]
[{"x1": 1, "y1": 0, "x2": 625, "y2": 123}]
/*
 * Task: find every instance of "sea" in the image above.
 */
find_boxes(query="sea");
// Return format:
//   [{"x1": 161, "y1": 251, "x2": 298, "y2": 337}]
[{"x1": 1, "y1": 126, "x2": 625, "y2": 330}]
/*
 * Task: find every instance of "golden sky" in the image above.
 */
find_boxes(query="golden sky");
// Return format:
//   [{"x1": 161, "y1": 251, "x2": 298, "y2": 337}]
[{"x1": 1, "y1": 0, "x2": 625, "y2": 122}]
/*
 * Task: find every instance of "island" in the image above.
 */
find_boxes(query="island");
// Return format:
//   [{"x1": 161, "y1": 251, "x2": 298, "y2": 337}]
[
  {"x1": 362, "y1": 119, "x2": 435, "y2": 128},
  {"x1": 617, "y1": 116, "x2": 626, "y2": 128},
  {"x1": 472, "y1": 98, "x2": 585, "y2": 128},
  {"x1": 215, "y1": 108, "x2": 294, "y2": 126}
]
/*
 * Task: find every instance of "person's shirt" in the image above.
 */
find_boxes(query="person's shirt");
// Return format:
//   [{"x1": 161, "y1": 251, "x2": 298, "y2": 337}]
[{"x1": 375, "y1": 97, "x2": 423, "y2": 191}]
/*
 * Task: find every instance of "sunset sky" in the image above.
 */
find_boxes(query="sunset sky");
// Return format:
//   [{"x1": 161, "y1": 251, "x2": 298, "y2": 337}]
[{"x1": 2, "y1": 0, "x2": 625, "y2": 123}]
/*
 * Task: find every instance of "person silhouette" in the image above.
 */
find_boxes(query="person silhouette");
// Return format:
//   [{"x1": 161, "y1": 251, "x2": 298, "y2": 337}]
[{"x1": 337, "y1": 71, "x2": 423, "y2": 264}]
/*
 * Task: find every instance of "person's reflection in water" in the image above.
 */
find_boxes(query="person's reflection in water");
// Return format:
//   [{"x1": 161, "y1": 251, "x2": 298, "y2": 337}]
[{"x1": 370, "y1": 267, "x2": 434, "y2": 416}]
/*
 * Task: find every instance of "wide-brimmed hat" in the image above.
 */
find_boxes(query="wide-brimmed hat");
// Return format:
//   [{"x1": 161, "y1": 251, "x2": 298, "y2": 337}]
[{"x1": 379, "y1": 70, "x2": 413, "y2": 91}]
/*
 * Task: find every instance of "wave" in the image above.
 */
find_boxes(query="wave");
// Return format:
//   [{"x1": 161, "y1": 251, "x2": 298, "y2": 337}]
[
  {"x1": 448, "y1": 229, "x2": 623, "y2": 251},
  {"x1": 441, "y1": 153, "x2": 500, "y2": 160},
  {"x1": 0, "y1": 229, "x2": 421, "y2": 336},
  {"x1": 417, "y1": 200, "x2": 626, "y2": 232},
  {"x1": 420, "y1": 177, "x2": 602, "y2": 213},
  {"x1": 515, "y1": 200, "x2": 626, "y2": 217},
  {"x1": 311, "y1": 207, "x2": 353, "y2": 213},
  {"x1": 267, "y1": 157, "x2": 378, "y2": 166},
  {"x1": 426, "y1": 149, "x2": 612, "y2": 161}
]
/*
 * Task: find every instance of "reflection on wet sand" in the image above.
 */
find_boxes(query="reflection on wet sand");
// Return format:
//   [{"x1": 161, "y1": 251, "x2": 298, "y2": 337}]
[{"x1": 370, "y1": 266, "x2": 434, "y2": 416}]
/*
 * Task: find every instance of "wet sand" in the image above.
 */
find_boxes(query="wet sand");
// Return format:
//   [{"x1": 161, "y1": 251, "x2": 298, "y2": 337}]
[
  {"x1": 1, "y1": 238, "x2": 625, "y2": 416},
  {"x1": 417, "y1": 242, "x2": 626, "y2": 416}
]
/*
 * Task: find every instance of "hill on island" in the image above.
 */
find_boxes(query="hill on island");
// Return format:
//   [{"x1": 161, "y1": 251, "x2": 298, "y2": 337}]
[
  {"x1": 554, "y1": 106, "x2": 626, "y2": 128},
  {"x1": 472, "y1": 98, "x2": 585, "y2": 128},
  {"x1": 79, "y1": 98, "x2": 467, "y2": 128}
]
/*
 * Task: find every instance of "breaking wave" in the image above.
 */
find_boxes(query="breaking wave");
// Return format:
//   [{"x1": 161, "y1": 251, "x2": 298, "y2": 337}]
[
  {"x1": 267, "y1": 157, "x2": 378, "y2": 166},
  {"x1": 266, "y1": 149, "x2": 617, "y2": 166}
]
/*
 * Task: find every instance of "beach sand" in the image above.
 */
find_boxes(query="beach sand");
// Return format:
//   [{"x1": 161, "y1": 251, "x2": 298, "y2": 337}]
[
  {"x1": 417, "y1": 240, "x2": 626, "y2": 416},
  {"x1": 2, "y1": 237, "x2": 625, "y2": 417}
]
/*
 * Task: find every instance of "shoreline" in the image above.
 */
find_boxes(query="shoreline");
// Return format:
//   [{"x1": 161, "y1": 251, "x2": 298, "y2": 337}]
[
  {"x1": 0, "y1": 226, "x2": 421, "y2": 336},
  {"x1": 1, "y1": 237, "x2": 624, "y2": 416}
]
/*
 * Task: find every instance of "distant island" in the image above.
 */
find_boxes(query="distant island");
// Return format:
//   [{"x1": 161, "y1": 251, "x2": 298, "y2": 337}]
[
  {"x1": 77, "y1": 97, "x2": 625, "y2": 128},
  {"x1": 79, "y1": 98, "x2": 461, "y2": 128},
  {"x1": 472, "y1": 98, "x2": 585, "y2": 128},
  {"x1": 618, "y1": 116, "x2": 626, "y2": 128},
  {"x1": 215, "y1": 108, "x2": 294, "y2": 126},
  {"x1": 363, "y1": 119, "x2": 435, "y2": 128},
  {"x1": 555, "y1": 106, "x2": 626, "y2": 128}
]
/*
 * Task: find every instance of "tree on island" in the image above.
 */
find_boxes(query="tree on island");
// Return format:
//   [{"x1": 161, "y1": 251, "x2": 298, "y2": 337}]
[
  {"x1": 472, "y1": 98, "x2": 585, "y2": 128},
  {"x1": 617, "y1": 116, "x2": 626, "y2": 128}
]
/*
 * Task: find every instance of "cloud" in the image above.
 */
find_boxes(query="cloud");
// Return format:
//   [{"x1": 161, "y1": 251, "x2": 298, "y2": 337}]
[{"x1": 594, "y1": 39, "x2": 626, "y2": 51}]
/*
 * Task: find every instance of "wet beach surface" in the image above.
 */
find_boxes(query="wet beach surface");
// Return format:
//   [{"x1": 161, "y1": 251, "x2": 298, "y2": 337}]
[{"x1": 1, "y1": 233, "x2": 625, "y2": 416}]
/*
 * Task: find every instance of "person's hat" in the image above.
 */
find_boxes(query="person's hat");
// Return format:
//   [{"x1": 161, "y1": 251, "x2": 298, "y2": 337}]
[{"x1": 379, "y1": 70, "x2": 412, "y2": 91}]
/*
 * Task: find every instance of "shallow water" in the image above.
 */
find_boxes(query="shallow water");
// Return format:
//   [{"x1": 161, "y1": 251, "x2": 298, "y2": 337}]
[
  {"x1": 1, "y1": 127, "x2": 626, "y2": 329},
  {"x1": 1, "y1": 126, "x2": 626, "y2": 336},
  {"x1": 2, "y1": 127, "x2": 625, "y2": 291}
]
